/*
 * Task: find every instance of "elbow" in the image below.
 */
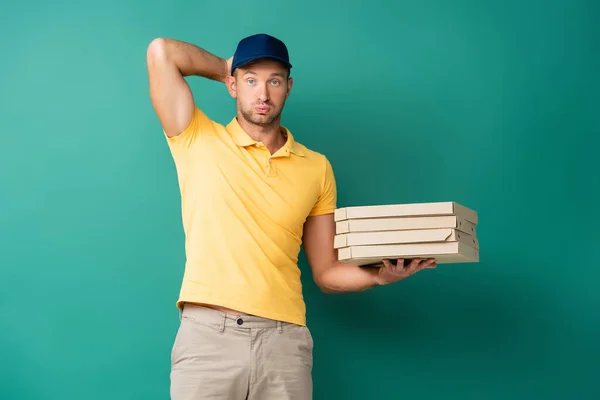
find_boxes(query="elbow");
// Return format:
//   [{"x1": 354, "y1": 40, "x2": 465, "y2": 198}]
[
  {"x1": 318, "y1": 283, "x2": 340, "y2": 294},
  {"x1": 147, "y1": 38, "x2": 169, "y2": 62},
  {"x1": 317, "y1": 283, "x2": 334, "y2": 294},
  {"x1": 313, "y1": 274, "x2": 336, "y2": 294},
  {"x1": 315, "y1": 281, "x2": 329, "y2": 293},
  {"x1": 313, "y1": 275, "x2": 327, "y2": 293}
]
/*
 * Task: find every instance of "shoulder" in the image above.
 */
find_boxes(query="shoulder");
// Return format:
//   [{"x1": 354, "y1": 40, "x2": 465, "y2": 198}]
[
  {"x1": 289, "y1": 140, "x2": 337, "y2": 194},
  {"x1": 293, "y1": 141, "x2": 334, "y2": 170},
  {"x1": 292, "y1": 141, "x2": 338, "y2": 215},
  {"x1": 164, "y1": 105, "x2": 223, "y2": 150}
]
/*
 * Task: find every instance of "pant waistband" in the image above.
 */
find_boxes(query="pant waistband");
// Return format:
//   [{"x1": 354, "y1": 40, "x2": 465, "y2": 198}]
[{"x1": 181, "y1": 303, "x2": 286, "y2": 330}]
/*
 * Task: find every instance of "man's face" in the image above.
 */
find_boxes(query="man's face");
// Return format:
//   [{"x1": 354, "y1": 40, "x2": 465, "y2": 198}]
[{"x1": 227, "y1": 59, "x2": 293, "y2": 127}]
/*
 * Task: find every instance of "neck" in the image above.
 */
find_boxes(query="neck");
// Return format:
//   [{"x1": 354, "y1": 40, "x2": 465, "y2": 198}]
[{"x1": 237, "y1": 114, "x2": 286, "y2": 154}]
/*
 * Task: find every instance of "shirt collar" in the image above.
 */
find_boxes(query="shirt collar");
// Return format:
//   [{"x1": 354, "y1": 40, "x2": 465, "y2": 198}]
[{"x1": 226, "y1": 117, "x2": 306, "y2": 157}]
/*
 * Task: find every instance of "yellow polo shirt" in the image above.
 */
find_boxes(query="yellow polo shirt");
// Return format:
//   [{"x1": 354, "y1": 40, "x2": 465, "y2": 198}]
[{"x1": 164, "y1": 105, "x2": 337, "y2": 326}]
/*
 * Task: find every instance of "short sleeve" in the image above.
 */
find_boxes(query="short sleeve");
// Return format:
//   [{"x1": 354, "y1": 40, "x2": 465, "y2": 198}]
[
  {"x1": 309, "y1": 156, "x2": 337, "y2": 216},
  {"x1": 164, "y1": 105, "x2": 213, "y2": 152}
]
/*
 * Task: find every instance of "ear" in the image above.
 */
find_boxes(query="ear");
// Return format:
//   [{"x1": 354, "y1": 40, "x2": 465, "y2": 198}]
[
  {"x1": 286, "y1": 77, "x2": 294, "y2": 98},
  {"x1": 225, "y1": 75, "x2": 237, "y2": 98}
]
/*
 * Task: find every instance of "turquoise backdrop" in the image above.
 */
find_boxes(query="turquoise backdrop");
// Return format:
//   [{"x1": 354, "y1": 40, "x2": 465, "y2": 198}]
[{"x1": 1, "y1": 0, "x2": 599, "y2": 399}]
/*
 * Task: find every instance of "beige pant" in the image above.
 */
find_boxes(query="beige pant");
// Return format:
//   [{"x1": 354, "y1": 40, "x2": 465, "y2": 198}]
[{"x1": 170, "y1": 303, "x2": 313, "y2": 399}]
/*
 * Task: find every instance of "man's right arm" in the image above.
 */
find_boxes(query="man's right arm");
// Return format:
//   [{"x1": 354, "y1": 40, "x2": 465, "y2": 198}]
[{"x1": 146, "y1": 38, "x2": 230, "y2": 138}]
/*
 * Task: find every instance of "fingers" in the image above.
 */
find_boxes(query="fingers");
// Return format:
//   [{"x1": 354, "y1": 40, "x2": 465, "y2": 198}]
[
  {"x1": 382, "y1": 258, "x2": 420, "y2": 276},
  {"x1": 381, "y1": 257, "x2": 437, "y2": 277},
  {"x1": 405, "y1": 258, "x2": 422, "y2": 274},
  {"x1": 382, "y1": 258, "x2": 403, "y2": 273},
  {"x1": 398, "y1": 258, "x2": 437, "y2": 273}
]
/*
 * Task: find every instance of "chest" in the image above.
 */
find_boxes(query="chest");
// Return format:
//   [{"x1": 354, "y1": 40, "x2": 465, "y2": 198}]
[{"x1": 188, "y1": 136, "x2": 320, "y2": 231}]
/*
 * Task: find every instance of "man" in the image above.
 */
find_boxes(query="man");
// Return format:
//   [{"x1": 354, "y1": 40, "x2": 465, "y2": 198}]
[{"x1": 146, "y1": 33, "x2": 436, "y2": 399}]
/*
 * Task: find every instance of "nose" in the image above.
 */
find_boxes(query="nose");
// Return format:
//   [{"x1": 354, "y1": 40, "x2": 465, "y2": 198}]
[{"x1": 257, "y1": 82, "x2": 269, "y2": 102}]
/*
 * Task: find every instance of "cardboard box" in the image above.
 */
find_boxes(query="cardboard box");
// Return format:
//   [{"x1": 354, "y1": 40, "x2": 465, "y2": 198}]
[
  {"x1": 334, "y1": 228, "x2": 478, "y2": 249},
  {"x1": 334, "y1": 201, "x2": 480, "y2": 265},
  {"x1": 335, "y1": 201, "x2": 478, "y2": 224},
  {"x1": 336, "y1": 215, "x2": 476, "y2": 235},
  {"x1": 337, "y1": 241, "x2": 479, "y2": 266}
]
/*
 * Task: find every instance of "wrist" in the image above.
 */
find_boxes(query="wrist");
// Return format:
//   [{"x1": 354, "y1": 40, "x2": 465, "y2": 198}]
[
  {"x1": 225, "y1": 56, "x2": 233, "y2": 76},
  {"x1": 371, "y1": 267, "x2": 386, "y2": 287}
]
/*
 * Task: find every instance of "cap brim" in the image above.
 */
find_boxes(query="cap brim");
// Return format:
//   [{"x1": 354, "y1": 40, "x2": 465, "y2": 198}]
[{"x1": 233, "y1": 55, "x2": 292, "y2": 71}]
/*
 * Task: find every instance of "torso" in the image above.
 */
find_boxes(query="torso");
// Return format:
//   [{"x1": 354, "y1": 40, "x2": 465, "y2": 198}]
[{"x1": 166, "y1": 109, "x2": 336, "y2": 326}]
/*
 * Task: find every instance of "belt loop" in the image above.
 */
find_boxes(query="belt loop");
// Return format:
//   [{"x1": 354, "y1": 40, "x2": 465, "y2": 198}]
[
  {"x1": 277, "y1": 320, "x2": 282, "y2": 333},
  {"x1": 218, "y1": 313, "x2": 226, "y2": 332}
]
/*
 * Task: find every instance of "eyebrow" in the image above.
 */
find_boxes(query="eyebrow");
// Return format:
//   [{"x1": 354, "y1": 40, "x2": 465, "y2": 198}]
[{"x1": 243, "y1": 70, "x2": 285, "y2": 78}]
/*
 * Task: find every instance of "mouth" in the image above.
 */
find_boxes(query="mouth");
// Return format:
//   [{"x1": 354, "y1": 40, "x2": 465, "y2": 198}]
[{"x1": 255, "y1": 105, "x2": 270, "y2": 114}]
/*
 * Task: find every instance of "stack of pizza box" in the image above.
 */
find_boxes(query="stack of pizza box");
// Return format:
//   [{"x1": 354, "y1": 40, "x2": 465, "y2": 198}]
[{"x1": 334, "y1": 201, "x2": 479, "y2": 266}]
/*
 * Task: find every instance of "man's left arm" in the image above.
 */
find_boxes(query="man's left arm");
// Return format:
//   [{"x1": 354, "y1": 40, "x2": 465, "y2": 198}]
[{"x1": 302, "y1": 213, "x2": 437, "y2": 293}]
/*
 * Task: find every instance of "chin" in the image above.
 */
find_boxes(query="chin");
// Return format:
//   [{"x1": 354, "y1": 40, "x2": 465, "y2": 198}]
[
  {"x1": 240, "y1": 108, "x2": 279, "y2": 126},
  {"x1": 252, "y1": 115, "x2": 273, "y2": 124}
]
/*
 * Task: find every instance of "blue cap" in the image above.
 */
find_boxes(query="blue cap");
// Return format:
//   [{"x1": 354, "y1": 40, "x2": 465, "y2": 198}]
[{"x1": 231, "y1": 33, "x2": 292, "y2": 75}]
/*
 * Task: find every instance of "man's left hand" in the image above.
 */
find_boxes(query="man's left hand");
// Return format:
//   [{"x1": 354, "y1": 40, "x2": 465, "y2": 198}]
[{"x1": 376, "y1": 258, "x2": 437, "y2": 285}]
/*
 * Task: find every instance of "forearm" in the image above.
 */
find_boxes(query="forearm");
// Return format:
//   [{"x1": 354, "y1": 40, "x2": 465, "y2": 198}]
[
  {"x1": 149, "y1": 38, "x2": 228, "y2": 82},
  {"x1": 316, "y1": 261, "x2": 382, "y2": 293}
]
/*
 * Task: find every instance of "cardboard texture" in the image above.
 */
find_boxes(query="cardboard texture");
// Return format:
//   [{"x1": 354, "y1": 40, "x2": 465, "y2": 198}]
[
  {"x1": 334, "y1": 201, "x2": 480, "y2": 265},
  {"x1": 335, "y1": 201, "x2": 478, "y2": 224},
  {"x1": 337, "y1": 241, "x2": 479, "y2": 265},
  {"x1": 334, "y1": 228, "x2": 479, "y2": 249},
  {"x1": 336, "y1": 215, "x2": 476, "y2": 235}
]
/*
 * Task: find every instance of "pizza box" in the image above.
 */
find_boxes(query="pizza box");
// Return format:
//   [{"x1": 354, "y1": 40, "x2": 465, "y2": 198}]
[
  {"x1": 334, "y1": 228, "x2": 478, "y2": 249},
  {"x1": 335, "y1": 215, "x2": 476, "y2": 236},
  {"x1": 337, "y1": 241, "x2": 479, "y2": 266},
  {"x1": 334, "y1": 201, "x2": 478, "y2": 224}
]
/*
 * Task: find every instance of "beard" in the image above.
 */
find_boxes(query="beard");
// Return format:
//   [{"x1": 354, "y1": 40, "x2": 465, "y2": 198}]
[{"x1": 238, "y1": 100, "x2": 284, "y2": 127}]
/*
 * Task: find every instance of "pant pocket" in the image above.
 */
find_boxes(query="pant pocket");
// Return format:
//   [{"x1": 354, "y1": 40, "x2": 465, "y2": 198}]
[{"x1": 303, "y1": 326, "x2": 314, "y2": 352}]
